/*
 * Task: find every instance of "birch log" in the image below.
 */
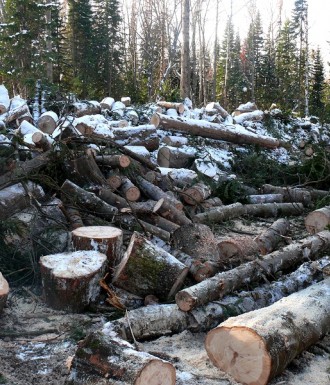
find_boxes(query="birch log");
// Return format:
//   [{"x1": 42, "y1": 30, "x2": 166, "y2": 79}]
[
  {"x1": 247, "y1": 194, "x2": 283, "y2": 204},
  {"x1": 175, "y1": 230, "x2": 330, "y2": 311},
  {"x1": 205, "y1": 278, "x2": 330, "y2": 385},
  {"x1": 305, "y1": 206, "x2": 330, "y2": 234},
  {"x1": 262, "y1": 184, "x2": 312, "y2": 206},
  {"x1": 0, "y1": 273, "x2": 9, "y2": 313},
  {"x1": 151, "y1": 113, "x2": 283, "y2": 149},
  {"x1": 255, "y1": 218, "x2": 290, "y2": 255}
]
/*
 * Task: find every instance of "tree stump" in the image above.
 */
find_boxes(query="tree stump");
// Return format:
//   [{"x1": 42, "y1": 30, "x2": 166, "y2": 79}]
[
  {"x1": 0, "y1": 273, "x2": 9, "y2": 313},
  {"x1": 112, "y1": 232, "x2": 188, "y2": 300},
  {"x1": 305, "y1": 206, "x2": 330, "y2": 234},
  {"x1": 72, "y1": 226, "x2": 123, "y2": 268},
  {"x1": 40, "y1": 250, "x2": 107, "y2": 312}
]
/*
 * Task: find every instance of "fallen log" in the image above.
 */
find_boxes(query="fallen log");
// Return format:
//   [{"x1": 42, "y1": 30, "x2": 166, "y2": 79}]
[
  {"x1": 157, "y1": 101, "x2": 185, "y2": 114},
  {"x1": 69, "y1": 327, "x2": 176, "y2": 385},
  {"x1": 60, "y1": 204, "x2": 84, "y2": 230},
  {"x1": 40, "y1": 250, "x2": 107, "y2": 312},
  {"x1": 72, "y1": 226, "x2": 123, "y2": 268},
  {"x1": 245, "y1": 202, "x2": 304, "y2": 217},
  {"x1": 305, "y1": 206, "x2": 330, "y2": 234},
  {"x1": 95, "y1": 154, "x2": 131, "y2": 168},
  {"x1": 205, "y1": 278, "x2": 330, "y2": 385},
  {"x1": 255, "y1": 218, "x2": 290, "y2": 255},
  {"x1": 119, "y1": 177, "x2": 141, "y2": 202},
  {"x1": 205, "y1": 102, "x2": 230, "y2": 119},
  {"x1": 111, "y1": 257, "x2": 330, "y2": 341},
  {"x1": 151, "y1": 113, "x2": 283, "y2": 149},
  {"x1": 61, "y1": 179, "x2": 118, "y2": 220},
  {"x1": 161, "y1": 135, "x2": 188, "y2": 147},
  {"x1": 0, "y1": 272, "x2": 9, "y2": 313},
  {"x1": 262, "y1": 184, "x2": 312, "y2": 206},
  {"x1": 181, "y1": 182, "x2": 211, "y2": 205},
  {"x1": 247, "y1": 194, "x2": 283, "y2": 204},
  {"x1": 70, "y1": 101, "x2": 101, "y2": 117},
  {"x1": 67, "y1": 154, "x2": 108, "y2": 187},
  {"x1": 37, "y1": 111, "x2": 58, "y2": 134},
  {"x1": 193, "y1": 202, "x2": 245, "y2": 224},
  {"x1": 175, "y1": 230, "x2": 330, "y2": 311},
  {"x1": 111, "y1": 125, "x2": 159, "y2": 151},
  {"x1": 112, "y1": 232, "x2": 188, "y2": 300},
  {"x1": 157, "y1": 146, "x2": 196, "y2": 168}
]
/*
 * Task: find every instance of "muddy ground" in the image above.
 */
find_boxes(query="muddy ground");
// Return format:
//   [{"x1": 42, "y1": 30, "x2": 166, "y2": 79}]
[{"x1": 0, "y1": 217, "x2": 329, "y2": 385}]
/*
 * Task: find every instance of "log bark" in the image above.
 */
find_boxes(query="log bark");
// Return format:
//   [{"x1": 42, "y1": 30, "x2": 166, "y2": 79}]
[
  {"x1": 151, "y1": 113, "x2": 283, "y2": 148},
  {"x1": 157, "y1": 101, "x2": 185, "y2": 114},
  {"x1": 69, "y1": 328, "x2": 176, "y2": 385},
  {"x1": 245, "y1": 202, "x2": 304, "y2": 217},
  {"x1": 141, "y1": 214, "x2": 180, "y2": 234},
  {"x1": 157, "y1": 198, "x2": 192, "y2": 226},
  {"x1": 67, "y1": 155, "x2": 108, "y2": 187},
  {"x1": 111, "y1": 125, "x2": 160, "y2": 152},
  {"x1": 158, "y1": 167, "x2": 197, "y2": 188},
  {"x1": 95, "y1": 154, "x2": 131, "y2": 169},
  {"x1": 205, "y1": 278, "x2": 330, "y2": 385},
  {"x1": 181, "y1": 182, "x2": 211, "y2": 205},
  {"x1": 305, "y1": 206, "x2": 330, "y2": 234},
  {"x1": 0, "y1": 181, "x2": 45, "y2": 220},
  {"x1": 193, "y1": 203, "x2": 245, "y2": 224},
  {"x1": 60, "y1": 204, "x2": 84, "y2": 230},
  {"x1": 118, "y1": 177, "x2": 140, "y2": 202},
  {"x1": 138, "y1": 220, "x2": 171, "y2": 242},
  {"x1": 112, "y1": 232, "x2": 189, "y2": 300},
  {"x1": 157, "y1": 146, "x2": 196, "y2": 168},
  {"x1": 217, "y1": 236, "x2": 259, "y2": 262},
  {"x1": 40, "y1": 250, "x2": 107, "y2": 312},
  {"x1": 262, "y1": 184, "x2": 312, "y2": 206},
  {"x1": 205, "y1": 102, "x2": 230, "y2": 119},
  {"x1": 72, "y1": 226, "x2": 123, "y2": 268},
  {"x1": 37, "y1": 111, "x2": 58, "y2": 134},
  {"x1": 111, "y1": 258, "x2": 329, "y2": 342},
  {"x1": 255, "y1": 218, "x2": 290, "y2": 255},
  {"x1": 0, "y1": 272, "x2": 9, "y2": 313},
  {"x1": 61, "y1": 179, "x2": 118, "y2": 220},
  {"x1": 124, "y1": 145, "x2": 150, "y2": 159},
  {"x1": 5, "y1": 103, "x2": 30, "y2": 124},
  {"x1": 247, "y1": 194, "x2": 283, "y2": 204},
  {"x1": 175, "y1": 230, "x2": 330, "y2": 311}
]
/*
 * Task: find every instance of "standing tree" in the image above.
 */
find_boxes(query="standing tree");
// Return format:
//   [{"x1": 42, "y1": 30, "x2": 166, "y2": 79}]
[
  {"x1": 180, "y1": 0, "x2": 190, "y2": 99},
  {"x1": 309, "y1": 47, "x2": 325, "y2": 118}
]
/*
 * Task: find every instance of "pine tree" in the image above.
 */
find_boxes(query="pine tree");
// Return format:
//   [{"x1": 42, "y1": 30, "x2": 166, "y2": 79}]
[{"x1": 309, "y1": 47, "x2": 324, "y2": 118}]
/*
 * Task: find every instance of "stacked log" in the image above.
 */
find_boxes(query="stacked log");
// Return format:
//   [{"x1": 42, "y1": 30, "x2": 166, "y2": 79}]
[
  {"x1": 0, "y1": 273, "x2": 9, "y2": 313},
  {"x1": 305, "y1": 206, "x2": 330, "y2": 234}
]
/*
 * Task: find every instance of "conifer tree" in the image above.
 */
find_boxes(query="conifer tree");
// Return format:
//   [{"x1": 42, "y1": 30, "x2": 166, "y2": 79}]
[{"x1": 309, "y1": 47, "x2": 324, "y2": 118}]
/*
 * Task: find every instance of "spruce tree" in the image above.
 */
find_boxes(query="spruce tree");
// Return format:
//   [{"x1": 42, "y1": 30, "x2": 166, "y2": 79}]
[{"x1": 309, "y1": 47, "x2": 324, "y2": 118}]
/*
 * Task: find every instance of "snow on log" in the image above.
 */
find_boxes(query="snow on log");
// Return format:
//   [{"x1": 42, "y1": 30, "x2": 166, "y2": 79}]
[
  {"x1": 305, "y1": 206, "x2": 330, "y2": 234},
  {"x1": 121, "y1": 96, "x2": 131, "y2": 106},
  {"x1": 205, "y1": 278, "x2": 330, "y2": 385},
  {"x1": 255, "y1": 218, "x2": 290, "y2": 255},
  {"x1": 69, "y1": 326, "x2": 176, "y2": 385},
  {"x1": 0, "y1": 181, "x2": 45, "y2": 220},
  {"x1": 0, "y1": 272, "x2": 9, "y2": 313},
  {"x1": 247, "y1": 194, "x2": 283, "y2": 204},
  {"x1": 124, "y1": 145, "x2": 150, "y2": 159},
  {"x1": 112, "y1": 257, "x2": 330, "y2": 342},
  {"x1": 100, "y1": 97, "x2": 115, "y2": 110},
  {"x1": 0, "y1": 85, "x2": 10, "y2": 114},
  {"x1": 158, "y1": 167, "x2": 198, "y2": 187},
  {"x1": 157, "y1": 101, "x2": 185, "y2": 114},
  {"x1": 205, "y1": 102, "x2": 230, "y2": 119},
  {"x1": 181, "y1": 182, "x2": 211, "y2": 205},
  {"x1": 161, "y1": 135, "x2": 188, "y2": 147},
  {"x1": 112, "y1": 232, "x2": 189, "y2": 301},
  {"x1": 5, "y1": 103, "x2": 30, "y2": 124},
  {"x1": 111, "y1": 125, "x2": 160, "y2": 151},
  {"x1": 37, "y1": 111, "x2": 58, "y2": 134},
  {"x1": 175, "y1": 230, "x2": 330, "y2": 311},
  {"x1": 151, "y1": 113, "x2": 283, "y2": 148},
  {"x1": 40, "y1": 250, "x2": 107, "y2": 312},
  {"x1": 233, "y1": 109, "x2": 264, "y2": 124},
  {"x1": 72, "y1": 226, "x2": 123, "y2": 268},
  {"x1": 262, "y1": 184, "x2": 312, "y2": 206},
  {"x1": 157, "y1": 146, "x2": 196, "y2": 168},
  {"x1": 70, "y1": 101, "x2": 101, "y2": 117}
]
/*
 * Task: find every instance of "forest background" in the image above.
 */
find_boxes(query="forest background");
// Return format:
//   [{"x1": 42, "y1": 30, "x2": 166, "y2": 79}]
[{"x1": 0, "y1": 0, "x2": 328, "y2": 121}]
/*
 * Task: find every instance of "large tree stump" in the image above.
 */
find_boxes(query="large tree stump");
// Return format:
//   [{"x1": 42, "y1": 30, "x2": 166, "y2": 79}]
[
  {"x1": 69, "y1": 327, "x2": 176, "y2": 385},
  {"x1": 0, "y1": 273, "x2": 9, "y2": 313},
  {"x1": 112, "y1": 232, "x2": 188, "y2": 301},
  {"x1": 255, "y1": 218, "x2": 290, "y2": 255},
  {"x1": 40, "y1": 250, "x2": 107, "y2": 312},
  {"x1": 305, "y1": 206, "x2": 330, "y2": 234},
  {"x1": 72, "y1": 226, "x2": 123, "y2": 268},
  {"x1": 205, "y1": 278, "x2": 330, "y2": 385}
]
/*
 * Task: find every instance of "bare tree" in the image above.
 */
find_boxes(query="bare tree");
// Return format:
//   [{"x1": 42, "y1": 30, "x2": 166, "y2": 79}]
[{"x1": 180, "y1": 0, "x2": 190, "y2": 99}]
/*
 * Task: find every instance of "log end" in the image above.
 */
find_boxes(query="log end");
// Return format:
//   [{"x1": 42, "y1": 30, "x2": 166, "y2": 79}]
[
  {"x1": 305, "y1": 211, "x2": 330, "y2": 234},
  {"x1": 175, "y1": 290, "x2": 196, "y2": 312},
  {"x1": 205, "y1": 326, "x2": 271, "y2": 385},
  {"x1": 0, "y1": 273, "x2": 9, "y2": 313},
  {"x1": 150, "y1": 113, "x2": 160, "y2": 127},
  {"x1": 136, "y1": 359, "x2": 176, "y2": 385}
]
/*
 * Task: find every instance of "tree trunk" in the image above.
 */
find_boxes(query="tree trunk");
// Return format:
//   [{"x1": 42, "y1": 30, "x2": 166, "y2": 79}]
[
  {"x1": 95, "y1": 154, "x2": 131, "y2": 168},
  {"x1": 157, "y1": 101, "x2": 185, "y2": 114},
  {"x1": 181, "y1": 182, "x2": 211, "y2": 205},
  {"x1": 112, "y1": 232, "x2": 188, "y2": 301},
  {"x1": 175, "y1": 230, "x2": 330, "y2": 311},
  {"x1": 193, "y1": 203, "x2": 245, "y2": 224},
  {"x1": 157, "y1": 198, "x2": 192, "y2": 226},
  {"x1": 261, "y1": 184, "x2": 312, "y2": 206},
  {"x1": 255, "y1": 218, "x2": 290, "y2": 255},
  {"x1": 245, "y1": 202, "x2": 304, "y2": 217},
  {"x1": 180, "y1": 0, "x2": 190, "y2": 99},
  {"x1": 37, "y1": 111, "x2": 58, "y2": 135},
  {"x1": 305, "y1": 206, "x2": 330, "y2": 234},
  {"x1": 72, "y1": 226, "x2": 123, "y2": 268},
  {"x1": 205, "y1": 278, "x2": 330, "y2": 385},
  {"x1": 151, "y1": 113, "x2": 283, "y2": 148},
  {"x1": 67, "y1": 155, "x2": 108, "y2": 187},
  {"x1": 69, "y1": 329, "x2": 176, "y2": 385},
  {"x1": 0, "y1": 273, "x2": 9, "y2": 313},
  {"x1": 157, "y1": 146, "x2": 196, "y2": 168},
  {"x1": 40, "y1": 250, "x2": 107, "y2": 312},
  {"x1": 61, "y1": 179, "x2": 118, "y2": 220},
  {"x1": 247, "y1": 194, "x2": 283, "y2": 204}
]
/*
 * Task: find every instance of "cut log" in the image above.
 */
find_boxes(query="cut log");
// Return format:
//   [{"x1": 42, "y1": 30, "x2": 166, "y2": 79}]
[
  {"x1": 126, "y1": 109, "x2": 139, "y2": 125},
  {"x1": 108, "y1": 119, "x2": 129, "y2": 128},
  {"x1": 255, "y1": 218, "x2": 290, "y2": 255},
  {"x1": 40, "y1": 250, "x2": 107, "y2": 312},
  {"x1": 61, "y1": 179, "x2": 118, "y2": 220},
  {"x1": 37, "y1": 111, "x2": 58, "y2": 134},
  {"x1": 218, "y1": 236, "x2": 259, "y2": 262},
  {"x1": 141, "y1": 214, "x2": 180, "y2": 234},
  {"x1": 157, "y1": 198, "x2": 192, "y2": 226},
  {"x1": 121, "y1": 96, "x2": 131, "y2": 106},
  {"x1": 5, "y1": 103, "x2": 30, "y2": 124},
  {"x1": 60, "y1": 204, "x2": 84, "y2": 230},
  {"x1": 157, "y1": 101, "x2": 185, "y2": 114},
  {"x1": 112, "y1": 257, "x2": 330, "y2": 342},
  {"x1": 245, "y1": 202, "x2": 304, "y2": 217},
  {"x1": 119, "y1": 177, "x2": 141, "y2": 202},
  {"x1": 305, "y1": 206, "x2": 330, "y2": 234},
  {"x1": 157, "y1": 146, "x2": 196, "y2": 168},
  {"x1": 161, "y1": 135, "x2": 188, "y2": 147},
  {"x1": 73, "y1": 114, "x2": 110, "y2": 136},
  {"x1": 69, "y1": 327, "x2": 176, "y2": 385},
  {"x1": 151, "y1": 113, "x2": 283, "y2": 149},
  {"x1": 201, "y1": 197, "x2": 223, "y2": 209},
  {"x1": 175, "y1": 230, "x2": 330, "y2": 311},
  {"x1": 67, "y1": 154, "x2": 107, "y2": 187},
  {"x1": 31, "y1": 131, "x2": 53, "y2": 151},
  {"x1": 172, "y1": 223, "x2": 220, "y2": 262},
  {"x1": 0, "y1": 181, "x2": 45, "y2": 220},
  {"x1": 247, "y1": 194, "x2": 283, "y2": 204},
  {"x1": 205, "y1": 102, "x2": 230, "y2": 119},
  {"x1": 100, "y1": 97, "x2": 115, "y2": 110},
  {"x1": 0, "y1": 272, "x2": 9, "y2": 313},
  {"x1": 234, "y1": 109, "x2": 264, "y2": 124},
  {"x1": 70, "y1": 101, "x2": 101, "y2": 117},
  {"x1": 95, "y1": 154, "x2": 131, "y2": 168},
  {"x1": 138, "y1": 220, "x2": 171, "y2": 242},
  {"x1": 193, "y1": 202, "x2": 246, "y2": 224},
  {"x1": 124, "y1": 145, "x2": 150, "y2": 159},
  {"x1": 72, "y1": 226, "x2": 123, "y2": 267},
  {"x1": 106, "y1": 172, "x2": 123, "y2": 190},
  {"x1": 101, "y1": 282, "x2": 144, "y2": 310},
  {"x1": 112, "y1": 232, "x2": 188, "y2": 300},
  {"x1": 111, "y1": 125, "x2": 159, "y2": 151},
  {"x1": 158, "y1": 167, "x2": 198, "y2": 188},
  {"x1": 181, "y1": 182, "x2": 211, "y2": 205},
  {"x1": 262, "y1": 184, "x2": 312, "y2": 206},
  {"x1": 205, "y1": 278, "x2": 330, "y2": 385}
]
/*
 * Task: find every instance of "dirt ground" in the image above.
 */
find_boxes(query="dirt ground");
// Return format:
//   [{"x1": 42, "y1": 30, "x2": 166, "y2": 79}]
[{"x1": 0, "y1": 217, "x2": 329, "y2": 385}]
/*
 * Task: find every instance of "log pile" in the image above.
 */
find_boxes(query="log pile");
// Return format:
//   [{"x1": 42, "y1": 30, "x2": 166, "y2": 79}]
[{"x1": 1, "y1": 86, "x2": 330, "y2": 384}]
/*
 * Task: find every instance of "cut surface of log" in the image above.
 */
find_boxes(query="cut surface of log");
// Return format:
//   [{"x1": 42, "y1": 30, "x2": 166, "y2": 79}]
[
  {"x1": 0, "y1": 272, "x2": 9, "y2": 313},
  {"x1": 255, "y1": 218, "x2": 290, "y2": 255},
  {"x1": 218, "y1": 236, "x2": 259, "y2": 261},
  {"x1": 95, "y1": 154, "x2": 131, "y2": 168},
  {"x1": 305, "y1": 206, "x2": 330, "y2": 234},
  {"x1": 181, "y1": 182, "x2": 211, "y2": 205},
  {"x1": 119, "y1": 177, "x2": 140, "y2": 202},
  {"x1": 112, "y1": 232, "x2": 188, "y2": 300},
  {"x1": 40, "y1": 250, "x2": 107, "y2": 312},
  {"x1": 72, "y1": 226, "x2": 123, "y2": 267},
  {"x1": 205, "y1": 278, "x2": 330, "y2": 385},
  {"x1": 37, "y1": 111, "x2": 58, "y2": 134},
  {"x1": 157, "y1": 101, "x2": 185, "y2": 114}
]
